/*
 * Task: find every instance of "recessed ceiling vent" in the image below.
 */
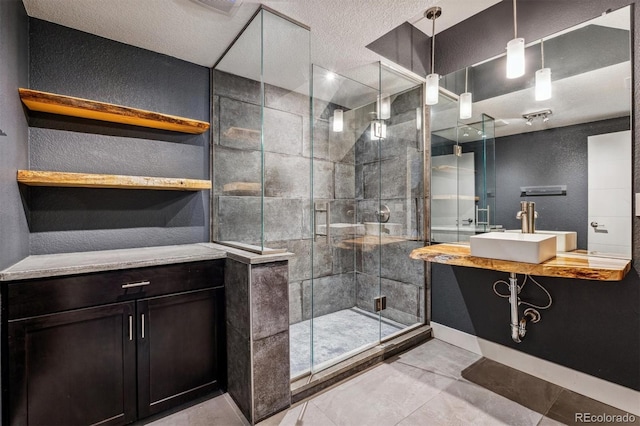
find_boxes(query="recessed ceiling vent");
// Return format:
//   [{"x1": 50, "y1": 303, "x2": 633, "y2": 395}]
[{"x1": 190, "y1": 0, "x2": 243, "y2": 15}]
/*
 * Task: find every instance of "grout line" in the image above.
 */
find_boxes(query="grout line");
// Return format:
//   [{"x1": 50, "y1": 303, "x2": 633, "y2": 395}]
[
  {"x1": 542, "y1": 387, "x2": 565, "y2": 420},
  {"x1": 391, "y1": 379, "x2": 452, "y2": 426}
]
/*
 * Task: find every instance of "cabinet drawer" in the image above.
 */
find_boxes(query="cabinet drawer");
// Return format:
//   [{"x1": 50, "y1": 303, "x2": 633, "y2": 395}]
[{"x1": 7, "y1": 260, "x2": 224, "y2": 320}]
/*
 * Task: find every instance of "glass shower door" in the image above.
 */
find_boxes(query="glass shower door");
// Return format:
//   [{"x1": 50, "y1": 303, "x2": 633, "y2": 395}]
[
  {"x1": 430, "y1": 93, "x2": 497, "y2": 243},
  {"x1": 300, "y1": 63, "x2": 424, "y2": 376},
  {"x1": 307, "y1": 65, "x2": 382, "y2": 374}
]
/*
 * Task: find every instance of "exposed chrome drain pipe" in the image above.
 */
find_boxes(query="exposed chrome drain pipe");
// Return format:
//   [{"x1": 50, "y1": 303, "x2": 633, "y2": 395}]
[
  {"x1": 507, "y1": 273, "x2": 542, "y2": 343},
  {"x1": 508, "y1": 273, "x2": 522, "y2": 342}
]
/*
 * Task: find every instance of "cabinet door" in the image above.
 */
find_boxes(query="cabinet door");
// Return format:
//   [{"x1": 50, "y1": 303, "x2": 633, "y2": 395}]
[
  {"x1": 8, "y1": 303, "x2": 137, "y2": 426},
  {"x1": 137, "y1": 287, "x2": 225, "y2": 418}
]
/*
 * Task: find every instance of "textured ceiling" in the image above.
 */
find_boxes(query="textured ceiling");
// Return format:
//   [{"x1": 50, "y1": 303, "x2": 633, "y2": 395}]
[{"x1": 21, "y1": 0, "x2": 496, "y2": 74}]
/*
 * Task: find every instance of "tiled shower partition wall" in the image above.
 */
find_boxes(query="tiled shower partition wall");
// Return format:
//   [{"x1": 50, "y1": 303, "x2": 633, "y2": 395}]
[{"x1": 213, "y1": 69, "x2": 425, "y2": 355}]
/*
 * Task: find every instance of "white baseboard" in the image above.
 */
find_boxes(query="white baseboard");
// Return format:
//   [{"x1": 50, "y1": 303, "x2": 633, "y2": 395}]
[{"x1": 431, "y1": 321, "x2": 640, "y2": 416}]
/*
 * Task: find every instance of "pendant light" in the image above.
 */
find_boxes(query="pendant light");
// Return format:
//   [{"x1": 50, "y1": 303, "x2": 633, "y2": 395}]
[
  {"x1": 425, "y1": 7, "x2": 442, "y2": 105},
  {"x1": 535, "y1": 39, "x2": 552, "y2": 101},
  {"x1": 506, "y1": 0, "x2": 525, "y2": 79},
  {"x1": 459, "y1": 67, "x2": 472, "y2": 120},
  {"x1": 332, "y1": 109, "x2": 343, "y2": 132},
  {"x1": 378, "y1": 94, "x2": 391, "y2": 120},
  {"x1": 370, "y1": 120, "x2": 387, "y2": 140}
]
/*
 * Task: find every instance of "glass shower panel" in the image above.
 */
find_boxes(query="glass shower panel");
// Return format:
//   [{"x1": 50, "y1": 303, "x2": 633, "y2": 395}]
[
  {"x1": 377, "y1": 66, "x2": 425, "y2": 339},
  {"x1": 212, "y1": 9, "x2": 310, "y2": 254},
  {"x1": 480, "y1": 113, "x2": 496, "y2": 231},
  {"x1": 430, "y1": 94, "x2": 463, "y2": 243},
  {"x1": 212, "y1": 13, "x2": 263, "y2": 250},
  {"x1": 301, "y1": 63, "x2": 426, "y2": 376},
  {"x1": 430, "y1": 92, "x2": 497, "y2": 243},
  {"x1": 261, "y1": 11, "x2": 311, "y2": 251},
  {"x1": 306, "y1": 65, "x2": 381, "y2": 375}
]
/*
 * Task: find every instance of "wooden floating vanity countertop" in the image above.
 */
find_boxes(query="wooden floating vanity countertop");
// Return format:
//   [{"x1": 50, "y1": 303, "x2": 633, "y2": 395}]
[{"x1": 410, "y1": 243, "x2": 632, "y2": 281}]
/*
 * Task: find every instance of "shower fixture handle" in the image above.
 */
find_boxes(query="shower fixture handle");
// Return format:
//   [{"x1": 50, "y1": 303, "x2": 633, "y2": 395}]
[
  {"x1": 375, "y1": 205, "x2": 391, "y2": 223},
  {"x1": 314, "y1": 202, "x2": 331, "y2": 243}
]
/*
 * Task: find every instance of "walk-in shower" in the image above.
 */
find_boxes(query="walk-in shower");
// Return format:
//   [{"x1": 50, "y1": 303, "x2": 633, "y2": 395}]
[
  {"x1": 211, "y1": 6, "x2": 426, "y2": 380},
  {"x1": 295, "y1": 64, "x2": 426, "y2": 376}
]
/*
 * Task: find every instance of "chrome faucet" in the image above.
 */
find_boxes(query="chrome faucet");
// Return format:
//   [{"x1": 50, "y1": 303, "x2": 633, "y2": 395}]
[{"x1": 516, "y1": 201, "x2": 537, "y2": 233}]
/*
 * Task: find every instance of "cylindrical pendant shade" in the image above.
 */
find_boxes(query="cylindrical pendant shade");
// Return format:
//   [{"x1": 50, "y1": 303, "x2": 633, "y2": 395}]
[
  {"x1": 535, "y1": 68, "x2": 552, "y2": 101},
  {"x1": 459, "y1": 92, "x2": 472, "y2": 120},
  {"x1": 378, "y1": 95, "x2": 391, "y2": 119},
  {"x1": 506, "y1": 38, "x2": 525, "y2": 79},
  {"x1": 416, "y1": 107, "x2": 422, "y2": 130},
  {"x1": 425, "y1": 73, "x2": 439, "y2": 105},
  {"x1": 332, "y1": 109, "x2": 343, "y2": 132}
]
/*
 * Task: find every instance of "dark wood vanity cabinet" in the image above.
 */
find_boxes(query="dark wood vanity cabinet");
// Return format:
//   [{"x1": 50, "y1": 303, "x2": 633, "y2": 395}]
[
  {"x1": 137, "y1": 287, "x2": 225, "y2": 418},
  {"x1": 8, "y1": 302, "x2": 138, "y2": 426},
  {"x1": 3, "y1": 260, "x2": 226, "y2": 426}
]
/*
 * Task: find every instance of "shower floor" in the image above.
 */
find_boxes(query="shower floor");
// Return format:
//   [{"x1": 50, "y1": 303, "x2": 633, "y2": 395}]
[{"x1": 289, "y1": 308, "x2": 404, "y2": 377}]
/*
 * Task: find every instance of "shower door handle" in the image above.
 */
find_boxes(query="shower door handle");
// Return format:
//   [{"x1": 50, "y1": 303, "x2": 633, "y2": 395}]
[{"x1": 314, "y1": 202, "x2": 330, "y2": 243}]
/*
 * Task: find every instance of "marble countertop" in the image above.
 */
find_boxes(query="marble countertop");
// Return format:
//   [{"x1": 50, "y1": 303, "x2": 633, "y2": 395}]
[
  {"x1": 410, "y1": 243, "x2": 632, "y2": 281},
  {"x1": 0, "y1": 242, "x2": 295, "y2": 281}
]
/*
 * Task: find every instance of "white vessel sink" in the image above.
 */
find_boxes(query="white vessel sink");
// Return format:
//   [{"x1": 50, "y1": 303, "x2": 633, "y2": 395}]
[
  {"x1": 470, "y1": 232, "x2": 557, "y2": 264},
  {"x1": 505, "y1": 230, "x2": 577, "y2": 252}
]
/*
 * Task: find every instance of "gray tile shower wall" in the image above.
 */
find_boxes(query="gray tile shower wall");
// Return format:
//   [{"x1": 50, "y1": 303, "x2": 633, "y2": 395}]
[
  {"x1": 353, "y1": 88, "x2": 425, "y2": 325},
  {"x1": 225, "y1": 259, "x2": 291, "y2": 424},
  {"x1": 356, "y1": 273, "x2": 423, "y2": 325},
  {"x1": 355, "y1": 239, "x2": 425, "y2": 326},
  {"x1": 214, "y1": 73, "x2": 423, "y2": 327},
  {"x1": 213, "y1": 70, "x2": 358, "y2": 321}
]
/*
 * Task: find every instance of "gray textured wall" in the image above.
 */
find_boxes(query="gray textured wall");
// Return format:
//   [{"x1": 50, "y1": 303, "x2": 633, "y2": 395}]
[
  {"x1": 366, "y1": 22, "x2": 430, "y2": 77},
  {"x1": 27, "y1": 19, "x2": 211, "y2": 254},
  {"x1": 0, "y1": 0, "x2": 29, "y2": 270},
  {"x1": 495, "y1": 117, "x2": 631, "y2": 249}
]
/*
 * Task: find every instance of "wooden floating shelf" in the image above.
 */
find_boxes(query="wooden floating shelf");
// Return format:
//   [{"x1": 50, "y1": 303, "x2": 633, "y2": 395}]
[
  {"x1": 410, "y1": 243, "x2": 631, "y2": 282},
  {"x1": 19, "y1": 88, "x2": 210, "y2": 134},
  {"x1": 17, "y1": 170, "x2": 211, "y2": 191}
]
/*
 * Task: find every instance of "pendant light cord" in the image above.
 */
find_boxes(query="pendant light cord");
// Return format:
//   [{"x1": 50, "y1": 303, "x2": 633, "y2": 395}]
[
  {"x1": 540, "y1": 38, "x2": 545, "y2": 68},
  {"x1": 431, "y1": 16, "x2": 436, "y2": 73},
  {"x1": 513, "y1": 0, "x2": 518, "y2": 38},
  {"x1": 464, "y1": 67, "x2": 468, "y2": 92}
]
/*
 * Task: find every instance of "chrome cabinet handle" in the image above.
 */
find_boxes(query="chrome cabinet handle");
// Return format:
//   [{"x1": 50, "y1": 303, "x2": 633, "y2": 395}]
[
  {"x1": 141, "y1": 314, "x2": 145, "y2": 339},
  {"x1": 590, "y1": 221, "x2": 604, "y2": 228},
  {"x1": 128, "y1": 315, "x2": 133, "y2": 341},
  {"x1": 121, "y1": 280, "x2": 151, "y2": 289}
]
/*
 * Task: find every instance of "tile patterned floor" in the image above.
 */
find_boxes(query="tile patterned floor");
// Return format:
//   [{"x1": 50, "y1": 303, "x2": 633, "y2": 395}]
[
  {"x1": 289, "y1": 308, "x2": 403, "y2": 376},
  {"x1": 145, "y1": 338, "x2": 638, "y2": 426}
]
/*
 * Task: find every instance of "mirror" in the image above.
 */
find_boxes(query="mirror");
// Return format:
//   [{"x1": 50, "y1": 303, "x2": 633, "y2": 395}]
[{"x1": 431, "y1": 5, "x2": 632, "y2": 259}]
